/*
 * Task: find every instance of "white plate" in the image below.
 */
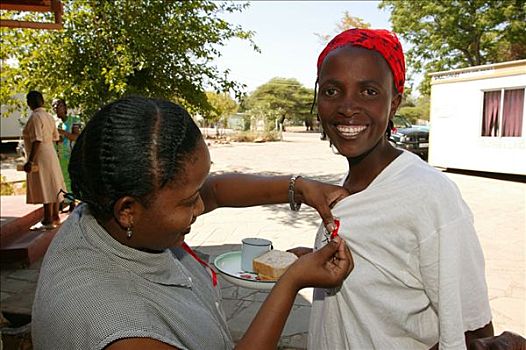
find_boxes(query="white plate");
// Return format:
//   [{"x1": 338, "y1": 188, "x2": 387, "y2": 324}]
[{"x1": 213, "y1": 251, "x2": 276, "y2": 290}]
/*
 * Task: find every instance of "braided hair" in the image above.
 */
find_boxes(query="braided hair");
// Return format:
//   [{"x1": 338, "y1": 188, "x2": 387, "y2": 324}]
[{"x1": 68, "y1": 96, "x2": 202, "y2": 221}]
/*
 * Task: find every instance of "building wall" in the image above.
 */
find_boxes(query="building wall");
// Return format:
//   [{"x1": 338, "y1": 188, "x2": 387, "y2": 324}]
[{"x1": 429, "y1": 67, "x2": 526, "y2": 175}]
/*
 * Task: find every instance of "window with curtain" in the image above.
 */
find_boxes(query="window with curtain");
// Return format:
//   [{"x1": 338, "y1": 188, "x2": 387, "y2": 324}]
[{"x1": 481, "y1": 88, "x2": 524, "y2": 137}]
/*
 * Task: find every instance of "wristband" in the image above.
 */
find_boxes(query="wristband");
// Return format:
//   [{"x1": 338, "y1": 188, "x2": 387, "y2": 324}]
[{"x1": 288, "y1": 175, "x2": 302, "y2": 211}]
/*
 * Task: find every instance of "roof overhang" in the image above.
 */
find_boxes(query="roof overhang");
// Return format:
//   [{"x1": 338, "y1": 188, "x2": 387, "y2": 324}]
[{"x1": 0, "y1": 0, "x2": 63, "y2": 30}]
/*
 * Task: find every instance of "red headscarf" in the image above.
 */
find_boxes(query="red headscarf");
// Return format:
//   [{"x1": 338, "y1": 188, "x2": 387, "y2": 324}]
[{"x1": 317, "y1": 28, "x2": 406, "y2": 94}]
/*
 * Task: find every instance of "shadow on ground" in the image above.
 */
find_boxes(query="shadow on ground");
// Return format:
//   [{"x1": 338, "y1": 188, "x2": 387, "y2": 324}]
[{"x1": 209, "y1": 170, "x2": 348, "y2": 229}]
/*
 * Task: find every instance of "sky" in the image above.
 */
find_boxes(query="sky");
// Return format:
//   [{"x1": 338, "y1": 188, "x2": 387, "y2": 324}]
[{"x1": 214, "y1": 1, "x2": 396, "y2": 95}]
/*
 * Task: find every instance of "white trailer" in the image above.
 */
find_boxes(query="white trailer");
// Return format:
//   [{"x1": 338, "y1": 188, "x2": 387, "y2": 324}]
[
  {"x1": 1, "y1": 110, "x2": 28, "y2": 143},
  {"x1": 1, "y1": 94, "x2": 29, "y2": 143},
  {"x1": 428, "y1": 60, "x2": 526, "y2": 176}
]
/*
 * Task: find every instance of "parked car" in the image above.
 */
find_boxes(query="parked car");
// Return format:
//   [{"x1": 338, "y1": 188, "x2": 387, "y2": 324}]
[{"x1": 390, "y1": 115, "x2": 429, "y2": 160}]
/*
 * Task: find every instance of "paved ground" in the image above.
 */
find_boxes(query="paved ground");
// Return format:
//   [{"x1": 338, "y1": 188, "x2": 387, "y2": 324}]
[{"x1": 1, "y1": 130, "x2": 524, "y2": 348}]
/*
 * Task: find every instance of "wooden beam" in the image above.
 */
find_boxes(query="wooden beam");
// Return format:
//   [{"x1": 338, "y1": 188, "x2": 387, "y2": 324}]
[
  {"x1": 52, "y1": 0, "x2": 62, "y2": 25},
  {"x1": 0, "y1": 0, "x2": 63, "y2": 29},
  {"x1": 0, "y1": 4, "x2": 50, "y2": 12},
  {"x1": 0, "y1": 0, "x2": 52, "y2": 13},
  {"x1": 0, "y1": 19, "x2": 62, "y2": 30}
]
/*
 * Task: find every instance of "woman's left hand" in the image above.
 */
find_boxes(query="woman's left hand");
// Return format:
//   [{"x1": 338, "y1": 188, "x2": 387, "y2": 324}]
[{"x1": 295, "y1": 177, "x2": 350, "y2": 232}]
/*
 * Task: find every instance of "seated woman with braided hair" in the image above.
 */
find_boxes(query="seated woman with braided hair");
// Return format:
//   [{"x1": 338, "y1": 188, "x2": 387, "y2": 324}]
[{"x1": 31, "y1": 96, "x2": 353, "y2": 350}]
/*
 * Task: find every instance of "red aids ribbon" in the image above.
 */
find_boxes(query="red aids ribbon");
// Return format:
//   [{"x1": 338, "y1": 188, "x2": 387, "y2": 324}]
[
  {"x1": 330, "y1": 218, "x2": 341, "y2": 240},
  {"x1": 182, "y1": 243, "x2": 218, "y2": 287}
]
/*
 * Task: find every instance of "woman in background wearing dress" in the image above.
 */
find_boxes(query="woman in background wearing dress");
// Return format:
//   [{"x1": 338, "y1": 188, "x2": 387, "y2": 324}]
[{"x1": 23, "y1": 90, "x2": 66, "y2": 229}]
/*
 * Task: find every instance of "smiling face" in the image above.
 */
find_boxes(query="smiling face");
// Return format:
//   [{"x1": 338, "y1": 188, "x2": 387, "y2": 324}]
[
  {"x1": 129, "y1": 138, "x2": 211, "y2": 250},
  {"x1": 53, "y1": 101, "x2": 67, "y2": 121},
  {"x1": 317, "y1": 46, "x2": 401, "y2": 158}
]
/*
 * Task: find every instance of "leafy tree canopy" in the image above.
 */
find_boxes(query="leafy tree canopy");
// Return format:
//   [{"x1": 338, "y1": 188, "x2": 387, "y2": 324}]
[
  {"x1": 380, "y1": 0, "x2": 526, "y2": 95},
  {"x1": 1, "y1": 0, "x2": 256, "y2": 119},
  {"x1": 242, "y1": 77, "x2": 314, "y2": 125},
  {"x1": 399, "y1": 95, "x2": 430, "y2": 123},
  {"x1": 204, "y1": 91, "x2": 238, "y2": 125}
]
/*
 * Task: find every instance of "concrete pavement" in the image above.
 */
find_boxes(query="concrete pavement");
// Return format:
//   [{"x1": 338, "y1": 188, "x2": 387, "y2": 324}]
[{"x1": 1, "y1": 130, "x2": 524, "y2": 348}]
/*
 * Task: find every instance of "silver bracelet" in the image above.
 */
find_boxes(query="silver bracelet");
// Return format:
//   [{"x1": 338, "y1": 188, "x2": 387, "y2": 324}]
[{"x1": 288, "y1": 175, "x2": 302, "y2": 211}]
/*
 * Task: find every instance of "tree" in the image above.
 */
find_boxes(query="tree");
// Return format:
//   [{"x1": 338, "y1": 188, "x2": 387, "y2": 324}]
[
  {"x1": 242, "y1": 77, "x2": 314, "y2": 130},
  {"x1": 398, "y1": 95, "x2": 430, "y2": 123},
  {"x1": 380, "y1": 0, "x2": 526, "y2": 95},
  {"x1": 204, "y1": 91, "x2": 238, "y2": 128},
  {"x1": 315, "y1": 11, "x2": 371, "y2": 43},
  {"x1": 1, "y1": 0, "x2": 256, "y2": 119}
]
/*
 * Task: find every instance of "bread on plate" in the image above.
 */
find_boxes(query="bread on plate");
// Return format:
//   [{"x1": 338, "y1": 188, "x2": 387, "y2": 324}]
[{"x1": 253, "y1": 250, "x2": 298, "y2": 281}]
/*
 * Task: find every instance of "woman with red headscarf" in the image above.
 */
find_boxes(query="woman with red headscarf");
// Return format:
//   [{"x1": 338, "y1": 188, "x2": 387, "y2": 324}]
[{"x1": 303, "y1": 28, "x2": 494, "y2": 349}]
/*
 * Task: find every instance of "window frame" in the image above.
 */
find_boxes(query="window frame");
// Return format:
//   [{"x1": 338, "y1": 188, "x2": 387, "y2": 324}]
[{"x1": 481, "y1": 86, "x2": 525, "y2": 138}]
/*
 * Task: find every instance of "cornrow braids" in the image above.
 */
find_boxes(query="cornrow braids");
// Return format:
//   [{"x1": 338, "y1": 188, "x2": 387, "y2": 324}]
[{"x1": 69, "y1": 96, "x2": 202, "y2": 221}]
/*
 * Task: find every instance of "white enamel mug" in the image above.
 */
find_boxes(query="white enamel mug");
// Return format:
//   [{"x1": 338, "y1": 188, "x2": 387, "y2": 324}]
[{"x1": 241, "y1": 238, "x2": 273, "y2": 272}]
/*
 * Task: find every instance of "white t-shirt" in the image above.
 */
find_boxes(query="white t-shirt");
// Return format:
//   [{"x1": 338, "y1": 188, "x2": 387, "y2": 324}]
[{"x1": 308, "y1": 151, "x2": 491, "y2": 350}]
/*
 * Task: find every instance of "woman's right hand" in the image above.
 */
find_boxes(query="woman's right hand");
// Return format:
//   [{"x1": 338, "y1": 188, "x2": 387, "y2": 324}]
[
  {"x1": 294, "y1": 177, "x2": 349, "y2": 233},
  {"x1": 23, "y1": 161, "x2": 33, "y2": 173},
  {"x1": 285, "y1": 236, "x2": 353, "y2": 290}
]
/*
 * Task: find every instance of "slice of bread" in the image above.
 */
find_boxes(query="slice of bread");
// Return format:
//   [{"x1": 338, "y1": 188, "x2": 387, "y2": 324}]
[{"x1": 253, "y1": 250, "x2": 298, "y2": 281}]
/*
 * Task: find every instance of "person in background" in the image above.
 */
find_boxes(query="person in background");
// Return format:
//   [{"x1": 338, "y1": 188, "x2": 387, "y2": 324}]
[
  {"x1": 32, "y1": 96, "x2": 353, "y2": 350},
  {"x1": 295, "y1": 28, "x2": 495, "y2": 349},
  {"x1": 53, "y1": 98, "x2": 81, "y2": 212},
  {"x1": 23, "y1": 91, "x2": 65, "y2": 229}
]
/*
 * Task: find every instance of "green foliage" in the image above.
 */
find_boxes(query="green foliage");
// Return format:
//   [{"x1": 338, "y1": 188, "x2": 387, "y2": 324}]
[
  {"x1": 398, "y1": 95, "x2": 430, "y2": 122},
  {"x1": 243, "y1": 77, "x2": 313, "y2": 130},
  {"x1": 1, "y1": 0, "x2": 256, "y2": 120},
  {"x1": 400, "y1": 85, "x2": 415, "y2": 108},
  {"x1": 398, "y1": 107, "x2": 420, "y2": 124},
  {"x1": 204, "y1": 91, "x2": 238, "y2": 126},
  {"x1": 380, "y1": 0, "x2": 526, "y2": 95},
  {"x1": 1, "y1": 176, "x2": 14, "y2": 195}
]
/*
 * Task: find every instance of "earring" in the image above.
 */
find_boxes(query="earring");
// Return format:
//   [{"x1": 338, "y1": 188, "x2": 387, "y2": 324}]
[{"x1": 126, "y1": 217, "x2": 134, "y2": 239}]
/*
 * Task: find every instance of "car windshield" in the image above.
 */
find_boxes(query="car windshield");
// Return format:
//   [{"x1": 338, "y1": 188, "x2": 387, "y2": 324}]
[{"x1": 393, "y1": 115, "x2": 412, "y2": 129}]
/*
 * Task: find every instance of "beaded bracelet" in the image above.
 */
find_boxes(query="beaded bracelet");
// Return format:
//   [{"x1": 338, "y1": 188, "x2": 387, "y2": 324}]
[{"x1": 288, "y1": 175, "x2": 302, "y2": 211}]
